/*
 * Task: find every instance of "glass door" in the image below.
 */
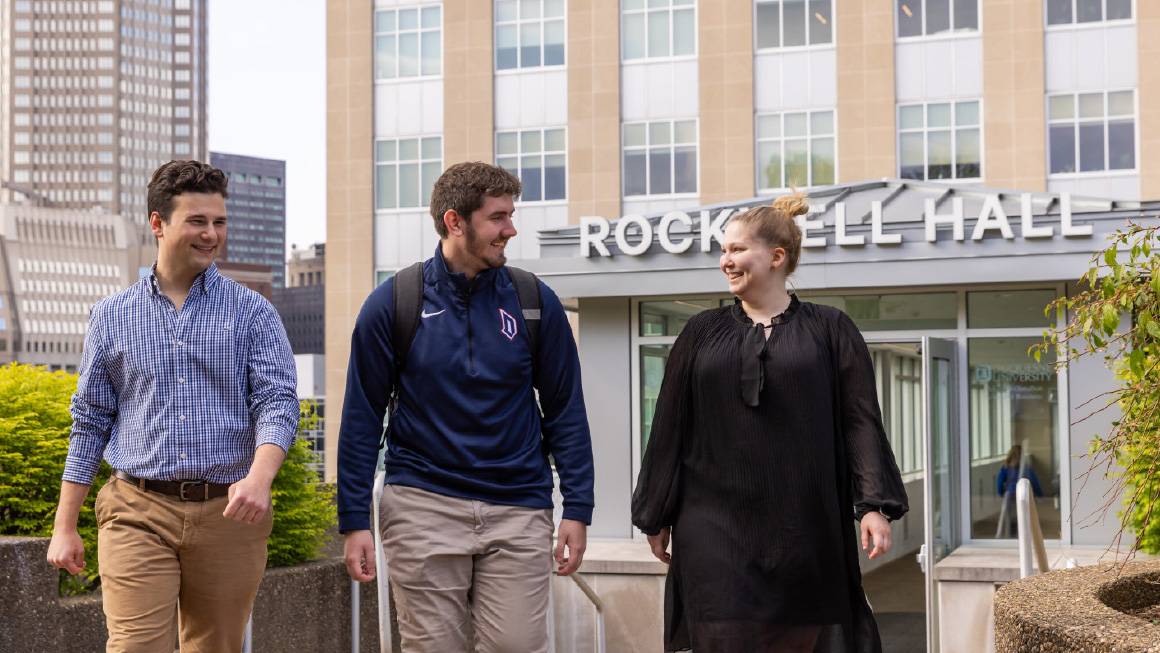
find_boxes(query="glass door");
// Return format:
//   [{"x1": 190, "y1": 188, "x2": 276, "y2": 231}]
[{"x1": 920, "y1": 337, "x2": 959, "y2": 652}]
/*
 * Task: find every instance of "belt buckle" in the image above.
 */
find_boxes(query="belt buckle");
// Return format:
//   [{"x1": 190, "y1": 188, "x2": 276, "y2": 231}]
[{"x1": 179, "y1": 481, "x2": 208, "y2": 501}]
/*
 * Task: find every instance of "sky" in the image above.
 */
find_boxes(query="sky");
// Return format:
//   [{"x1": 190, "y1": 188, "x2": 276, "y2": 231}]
[{"x1": 207, "y1": 0, "x2": 326, "y2": 256}]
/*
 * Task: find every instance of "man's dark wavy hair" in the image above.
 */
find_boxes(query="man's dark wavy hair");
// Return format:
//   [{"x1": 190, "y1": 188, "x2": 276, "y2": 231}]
[{"x1": 147, "y1": 160, "x2": 229, "y2": 222}]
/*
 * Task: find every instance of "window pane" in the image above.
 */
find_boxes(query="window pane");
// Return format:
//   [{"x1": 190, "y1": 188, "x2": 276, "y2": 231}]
[
  {"x1": 785, "y1": 139, "x2": 808, "y2": 187},
  {"x1": 545, "y1": 153, "x2": 566, "y2": 200},
  {"x1": 968, "y1": 337, "x2": 1060, "y2": 541},
  {"x1": 811, "y1": 111, "x2": 834, "y2": 135},
  {"x1": 421, "y1": 30, "x2": 440, "y2": 75},
  {"x1": 520, "y1": 23, "x2": 541, "y2": 67},
  {"x1": 927, "y1": 103, "x2": 951, "y2": 128},
  {"x1": 811, "y1": 137, "x2": 835, "y2": 185},
  {"x1": 520, "y1": 0, "x2": 540, "y2": 19},
  {"x1": 624, "y1": 150, "x2": 648, "y2": 195},
  {"x1": 1048, "y1": 94, "x2": 1074, "y2": 120},
  {"x1": 398, "y1": 8, "x2": 418, "y2": 29},
  {"x1": 955, "y1": 129, "x2": 980, "y2": 178},
  {"x1": 674, "y1": 120, "x2": 696, "y2": 143},
  {"x1": 649, "y1": 121, "x2": 672, "y2": 146},
  {"x1": 898, "y1": 1, "x2": 923, "y2": 37},
  {"x1": 521, "y1": 130, "x2": 543, "y2": 153},
  {"x1": 521, "y1": 155, "x2": 543, "y2": 201},
  {"x1": 785, "y1": 112, "x2": 808, "y2": 137},
  {"x1": 545, "y1": 0, "x2": 565, "y2": 18},
  {"x1": 399, "y1": 138, "x2": 419, "y2": 160},
  {"x1": 968, "y1": 290, "x2": 1055, "y2": 328},
  {"x1": 953, "y1": 0, "x2": 977, "y2": 30},
  {"x1": 624, "y1": 123, "x2": 647, "y2": 147},
  {"x1": 673, "y1": 8, "x2": 695, "y2": 56},
  {"x1": 398, "y1": 32, "x2": 419, "y2": 76},
  {"x1": 544, "y1": 19, "x2": 565, "y2": 65},
  {"x1": 497, "y1": 132, "x2": 519, "y2": 155},
  {"x1": 1049, "y1": 124, "x2": 1076, "y2": 174},
  {"x1": 674, "y1": 145, "x2": 697, "y2": 193},
  {"x1": 807, "y1": 292, "x2": 957, "y2": 330},
  {"x1": 496, "y1": 0, "x2": 517, "y2": 22},
  {"x1": 809, "y1": 0, "x2": 832, "y2": 44},
  {"x1": 640, "y1": 300, "x2": 717, "y2": 337},
  {"x1": 399, "y1": 163, "x2": 419, "y2": 206},
  {"x1": 1108, "y1": 91, "x2": 1133, "y2": 116},
  {"x1": 375, "y1": 10, "x2": 396, "y2": 32},
  {"x1": 641, "y1": 343, "x2": 672, "y2": 447},
  {"x1": 928, "y1": 130, "x2": 952, "y2": 179},
  {"x1": 1108, "y1": 119, "x2": 1135, "y2": 170},
  {"x1": 624, "y1": 0, "x2": 644, "y2": 8},
  {"x1": 899, "y1": 105, "x2": 924, "y2": 129},
  {"x1": 1107, "y1": 0, "x2": 1131, "y2": 20},
  {"x1": 648, "y1": 10, "x2": 670, "y2": 57},
  {"x1": 545, "y1": 128, "x2": 566, "y2": 152},
  {"x1": 375, "y1": 164, "x2": 396, "y2": 209},
  {"x1": 421, "y1": 6, "x2": 440, "y2": 28},
  {"x1": 783, "y1": 0, "x2": 807, "y2": 47},
  {"x1": 498, "y1": 156, "x2": 518, "y2": 175},
  {"x1": 756, "y1": 1, "x2": 780, "y2": 49},
  {"x1": 1046, "y1": 0, "x2": 1072, "y2": 24},
  {"x1": 377, "y1": 140, "x2": 397, "y2": 161},
  {"x1": 421, "y1": 161, "x2": 441, "y2": 206},
  {"x1": 422, "y1": 137, "x2": 441, "y2": 159},
  {"x1": 649, "y1": 149, "x2": 672, "y2": 194},
  {"x1": 758, "y1": 141, "x2": 783, "y2": 189},
  {"x1": 900, "y1": 132, "x2": 925, "y2": 179},
  {"x1": 757, "y1": 114, "x2": 780, "y2": 139},
  {"x1": 375, "y1": 35, "x2": 396, "y2": 78},
  {"x1": 955, "y1": 101, "x2": 979, "y2": 126},
  {"x1": 926, "y1": 0, "x2": 950, "y2": 34},
  {"x1": 623, "y1": 13, "x2": 645, "y2": 60},
  {"x1": 1078, "y1": 122, "x2": 1105, "y2": 172},
  {"x1": 1078, "y1": 93, "x2": 1103, "y2": 118},
  {"x1": 496, "y1": 25, "x2": 518, "y2": 69},
  {"x1": 1076, "y1": 0, "x2": 1102, "y2": 22}
]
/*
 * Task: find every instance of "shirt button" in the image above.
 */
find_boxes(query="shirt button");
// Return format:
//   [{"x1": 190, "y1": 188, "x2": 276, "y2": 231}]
[
  {"x1": 179, "y1": 414, "x2": 186, "y2": 421},
  {"x1": 175, "y1": 340, "x2": 184, "y2": 347},
  {"x1": 179, "y1": 452, "x2": 188, "y2": 460},
  {"x1": 178, "y1": 377, "x2": 185, "y2": 384}
]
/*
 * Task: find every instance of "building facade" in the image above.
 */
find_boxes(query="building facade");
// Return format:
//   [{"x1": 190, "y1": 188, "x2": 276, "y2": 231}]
[
  {"x1": 0, "y1": 203, "x2": 155, "y2": 371},
  {"x1": 273, "y1": 242, "x2": 325, "y2": 355},
  {"x1": 0, "y1": 0, "x2": 208, "y2": 222},
  {"x1": 209, "y1": 152, "x2": 287, "y2": 287}
]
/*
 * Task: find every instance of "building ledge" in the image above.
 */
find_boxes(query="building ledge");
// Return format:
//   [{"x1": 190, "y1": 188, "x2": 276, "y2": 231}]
[{"x1": 934, "y1": 545, "x2": 1153, "y2": 583}]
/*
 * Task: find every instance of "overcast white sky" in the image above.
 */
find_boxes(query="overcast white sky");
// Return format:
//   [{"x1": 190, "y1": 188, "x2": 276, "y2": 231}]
[{"x1": 207, "y1": 0, "x2": 326, "y2": 255}]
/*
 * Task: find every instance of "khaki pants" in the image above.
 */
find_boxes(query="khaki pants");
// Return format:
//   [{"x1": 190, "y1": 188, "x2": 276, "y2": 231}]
[
  {"x1": 380, "y1": 484, "x2": 554, "y2": 653},
  {"x1": 95, "y1": 477, "x2": 272, "y2": 653}
]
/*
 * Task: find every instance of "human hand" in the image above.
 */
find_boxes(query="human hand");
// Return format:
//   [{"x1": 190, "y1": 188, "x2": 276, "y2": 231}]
[
  {"x1": 47, "y1": 527, "x2": 86, "y2": 575},
  {"x1": 647, "y1": 527, "x2": 671, "y2": 564},
  {"x1": 343, "y1": 530, "x2": 378, "y2": 582},
  {"x1": 555, "y1": 519, "x2": 587, "y2": 576},
  {"x1": 223, "y1": 474, "x2": 272, "y2": 524},
  {"x1": 861, "y1": 512, "x2": 892, "y2": 559}
]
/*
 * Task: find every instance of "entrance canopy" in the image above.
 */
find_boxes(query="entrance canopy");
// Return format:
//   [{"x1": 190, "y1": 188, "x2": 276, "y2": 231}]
[{"x1": 514, "y1": 179, "x2": 1157, "y2": 298}]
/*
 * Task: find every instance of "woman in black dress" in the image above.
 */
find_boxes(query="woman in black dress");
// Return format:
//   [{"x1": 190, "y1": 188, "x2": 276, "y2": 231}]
[{"x1": 631, "y1": 195, "x2": 908, "y2": 653}]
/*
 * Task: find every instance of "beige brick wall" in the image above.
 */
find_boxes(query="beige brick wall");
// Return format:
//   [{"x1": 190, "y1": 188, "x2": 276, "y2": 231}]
[
  {"x1": 1140, "y1": 1, "x2": 1160, "y2": 199},
  {"x1": 982, "y1": 0, "x2": 1046, "y2": 191},
  {"x1": 567, "y1": 0, "x2": 621, "y2": 223},
  {"x1": 443, "y1": 0, "x2": 494, "y2": 166},
  {"x1": 324, "y1": 0, "x2": 375, "y2": 482},
  {"x1": 699, "y1": 1, "x2": 754, "y2": 204},
  {"x1": 836, "y1": 0, "x2": 896, "y2": 182}
]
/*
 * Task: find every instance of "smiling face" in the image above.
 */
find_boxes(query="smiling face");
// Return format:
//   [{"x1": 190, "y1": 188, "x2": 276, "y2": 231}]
[
  {"x1": 150, "y1": 192, "x2": 227, "y2": 278},
  {"x1": 720, "y1": 220, "x2": 788, "y2": 300},
  {"x1": 447, "y1": 193, "x2": 517, "y2": 275}
]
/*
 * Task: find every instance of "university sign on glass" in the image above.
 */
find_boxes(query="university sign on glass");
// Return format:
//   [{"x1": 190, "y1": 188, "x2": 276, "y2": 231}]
[{"x1": 579, "y1": 193, "x2": 1094, "y2": 257}]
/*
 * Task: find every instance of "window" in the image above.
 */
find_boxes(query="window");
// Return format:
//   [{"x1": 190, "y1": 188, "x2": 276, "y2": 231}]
[
  {"x1": 896, "y1": 0, "x2": 978, "y2": 38},
  {"x1": 623, "y1": 120, "x2": 697, "y2": 197},
  {"x1": 496, "y1": 128, "x2": 566, "y2": 201},
  {"x1": 375, "y1": 6, "x2": 442, "y2": 79},
  {"x1": 756, "y1": 110, "x2": 835, "y2": 190},
  {"x1": 1048, "y1": 91, "x2": 1135, "y2": 174},
  {"x1": 622, "y1": 0, "x2": 695, "y2": 61},
  {"x1": 495, "y1": 0, "x2": 564, "y2": 70},
  {"x1": 755, "y1": 0, "x2": 833, "y2": 49},
  {"x1": 1046, "y1": 0, "x2": 1131, "y2": 25},
  {"x1": 898, "y1": 100, "x2": 981, "y2": 180},
  {"x1": 375, "y1": 136, "x2": 442, "y2": 209}
]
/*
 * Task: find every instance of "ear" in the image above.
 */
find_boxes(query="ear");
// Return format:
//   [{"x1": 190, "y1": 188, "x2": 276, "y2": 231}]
[
  {"x1": 770, "y1": 246, "x2": 788, "y2": 270},
  {"x1": 442, "y1": 209, "x2": 466, "y2": 237},
  {"x1": 149, "y1": 212, "x2": 165, "y2": 239}
]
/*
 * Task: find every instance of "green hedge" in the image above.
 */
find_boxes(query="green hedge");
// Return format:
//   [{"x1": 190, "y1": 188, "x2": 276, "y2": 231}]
[{"x1": 0, "y1": 363, "x2": 335, "y2": 592}]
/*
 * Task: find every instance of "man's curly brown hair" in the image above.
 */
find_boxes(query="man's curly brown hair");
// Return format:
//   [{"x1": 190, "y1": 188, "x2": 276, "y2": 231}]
[
  {"x1": 147, "y1": 160, "x2": 229, "y2": 223},
  {"x1": 429, "y1": 162, "x2": 522, "y2": 238}
]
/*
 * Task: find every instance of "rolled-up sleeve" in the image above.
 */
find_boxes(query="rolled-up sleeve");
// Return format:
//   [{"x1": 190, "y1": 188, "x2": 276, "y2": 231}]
[
  {"x1": 63, "y1": 309, "x2": 118, "y2": 485},
  {"x1": 247, "y1": 301, "x2": 300, "y2": 452}
]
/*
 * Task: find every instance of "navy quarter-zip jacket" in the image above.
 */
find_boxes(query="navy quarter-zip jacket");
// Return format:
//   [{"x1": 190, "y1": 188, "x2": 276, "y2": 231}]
[{"x1": 337, "y1": 247, "x2": 595, "y2": 532}]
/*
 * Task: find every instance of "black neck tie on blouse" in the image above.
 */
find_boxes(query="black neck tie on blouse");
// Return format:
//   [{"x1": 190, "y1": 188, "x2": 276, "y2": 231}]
[{"x1": 740, "y1": 319, "x2": 775, "y2": 407}]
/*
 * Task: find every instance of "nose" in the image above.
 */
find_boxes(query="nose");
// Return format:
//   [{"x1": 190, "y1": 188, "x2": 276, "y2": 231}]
[{"x1": 503, "y1": 220, "x2": 517, "y2": 238}]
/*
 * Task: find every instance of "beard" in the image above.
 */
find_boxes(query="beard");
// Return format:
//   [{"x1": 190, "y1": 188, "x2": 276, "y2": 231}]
[{"x1": 464, "y1": 219, "x2": 508, "y2": 269}]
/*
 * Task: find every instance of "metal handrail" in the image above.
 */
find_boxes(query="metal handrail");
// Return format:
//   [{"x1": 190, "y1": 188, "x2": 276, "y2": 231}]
[{"x1": 1015, "y1": 477, "x2": 1050, "y2": 578}]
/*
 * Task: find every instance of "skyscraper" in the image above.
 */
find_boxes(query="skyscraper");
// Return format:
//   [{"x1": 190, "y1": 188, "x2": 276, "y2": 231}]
[
  {"x1": 0, "y1": 0, "x2": 208, "y2": 222},
  {"x1": 210, "y1": 152, "x2": 287, "y2": 288}
]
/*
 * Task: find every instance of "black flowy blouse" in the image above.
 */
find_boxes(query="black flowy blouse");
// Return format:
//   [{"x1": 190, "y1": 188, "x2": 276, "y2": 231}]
[{"x1": 631, "y1": 297, "x2": 909, "y2": 653}]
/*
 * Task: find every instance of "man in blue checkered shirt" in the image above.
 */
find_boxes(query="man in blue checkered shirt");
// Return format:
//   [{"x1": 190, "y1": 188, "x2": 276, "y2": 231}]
[{"x1": 46, "y1": 160, "x2": 299, "y2": 653}]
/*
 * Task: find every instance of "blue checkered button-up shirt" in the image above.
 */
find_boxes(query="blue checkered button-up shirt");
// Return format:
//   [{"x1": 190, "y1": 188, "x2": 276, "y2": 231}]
[{"x1": 62, "y1": 264, "x2": 299, "y2": 485}]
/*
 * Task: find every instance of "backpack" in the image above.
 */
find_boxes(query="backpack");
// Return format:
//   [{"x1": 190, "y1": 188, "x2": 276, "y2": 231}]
[{"x1": 382, "y1": 261, "x2": 542, "y2": 445}]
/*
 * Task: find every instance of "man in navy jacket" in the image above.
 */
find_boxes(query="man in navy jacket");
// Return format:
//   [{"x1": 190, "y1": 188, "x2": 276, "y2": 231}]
[{"x1": 338, "y1": 162, "x2": 594, "y2": 652}]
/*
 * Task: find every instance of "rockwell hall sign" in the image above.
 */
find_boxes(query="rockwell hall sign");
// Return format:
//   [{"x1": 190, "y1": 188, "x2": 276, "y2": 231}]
[{"x1": 579, "y1": 193, "x2": 1094, "y2": 257}]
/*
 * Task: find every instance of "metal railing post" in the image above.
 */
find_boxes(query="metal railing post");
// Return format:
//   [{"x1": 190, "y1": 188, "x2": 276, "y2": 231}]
[
  {"x1": 1016, "y1": 478, "x2": 1050, "y2": 578},
  {"x1": 352, "y1": 578, "x2": 360, "y2": 653},
  {"x1": 242, "y1": 613, "x2": 253, "y2": 653}
]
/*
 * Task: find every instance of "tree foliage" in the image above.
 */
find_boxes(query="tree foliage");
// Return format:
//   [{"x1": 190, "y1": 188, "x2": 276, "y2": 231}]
[{"x1": 1034, "y1": 222, "x2": 1160, "y2": 555}]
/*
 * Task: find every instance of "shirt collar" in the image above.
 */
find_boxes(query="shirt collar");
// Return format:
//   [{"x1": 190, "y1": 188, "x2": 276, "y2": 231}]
[
  {"x1": 433, "y1": 244, "x2": 496, "y2": 291},
  {"x1": 147, "y1": 262, "x2": 221, "y2": 296}
]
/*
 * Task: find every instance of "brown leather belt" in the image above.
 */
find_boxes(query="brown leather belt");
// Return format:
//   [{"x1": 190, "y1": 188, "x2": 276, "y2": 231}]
[{"x1": 113, "y1": 470, "x2": 231, "y2": 502}]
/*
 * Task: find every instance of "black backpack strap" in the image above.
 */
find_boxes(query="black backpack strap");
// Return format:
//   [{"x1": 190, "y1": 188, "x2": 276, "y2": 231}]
[
  {"x1": 384, "y1": 261, "x2": 425, "y2": 449},
  {"x1": 507, "y1": 266, "x2": 541, "y2": 357}
]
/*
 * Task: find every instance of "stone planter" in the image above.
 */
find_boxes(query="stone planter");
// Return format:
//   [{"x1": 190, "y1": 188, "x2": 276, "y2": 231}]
[{"x1": 993, "y1": 560, "x2": 1160, "y2": 652}]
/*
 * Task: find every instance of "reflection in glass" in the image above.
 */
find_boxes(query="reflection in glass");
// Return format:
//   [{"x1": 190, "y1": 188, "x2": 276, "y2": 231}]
[
  {"x1": 1108, "y1": 119, "x2": 1135, "y2": 170},
  {"x1": 783, "y1": 0, "x2": 806, "y2": 47},
  {"x1": 1046, "y1": 0, "x2": 1071, "y2": 24},
  {"x1": 1078, "y1": 122, "x2": 1104, "y2": 172},
  {"x1": 805, "y1": 293, "x2": 957, "y2": 330},
  {"x1": 809, "y1": 0, "x2": 832, "y2": 43},
  {"x1": 967, "y1": 289, "x2": 1056, "y2": 329},
  {"x1": 641, "y1": 344, "x2": 672, "y2": 450},
  {"x1": 756, "y1": 1, "x2": 780, "y2": 49},
  {"x1": 1049, "y1": 124, "x2": 1076, "y2": 174},
  {"x1": 640, "y1": 299, "x2": 719, "y2": 336},
  {"x1": 969, "y1": 338, "x2": 1059, "y2": 540},
  {"x1": 925, "y1": 0, "x2": 950, "y2": 35},
  {"x1": 897, "y1": 1, "x2": 922, "y2": 37}
]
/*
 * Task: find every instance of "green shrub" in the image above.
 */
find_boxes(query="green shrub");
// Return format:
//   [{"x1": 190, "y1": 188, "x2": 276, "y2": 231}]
[{"x1": 268, "y1": 401, "x2": 336, "y2": 567}]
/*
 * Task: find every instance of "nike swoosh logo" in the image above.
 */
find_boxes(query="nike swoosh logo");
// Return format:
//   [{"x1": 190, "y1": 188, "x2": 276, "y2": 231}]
[{"x1": 421, "y1": 309, "x2": 446, "y2": 319}]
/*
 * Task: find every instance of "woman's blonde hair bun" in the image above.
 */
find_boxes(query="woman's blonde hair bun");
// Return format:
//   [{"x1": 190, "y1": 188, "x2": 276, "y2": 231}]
[{"x1": 730, "y1": 191, "x2": 808, "y2": 274}]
